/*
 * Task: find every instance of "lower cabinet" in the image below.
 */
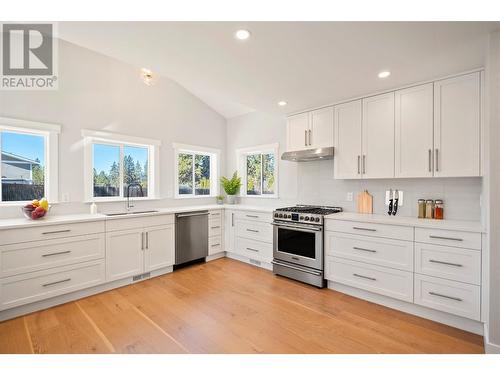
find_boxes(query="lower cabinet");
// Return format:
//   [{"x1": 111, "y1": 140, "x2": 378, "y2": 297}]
[{"x1": 106, "y1": 216, "x2": 175, "y2": 282}]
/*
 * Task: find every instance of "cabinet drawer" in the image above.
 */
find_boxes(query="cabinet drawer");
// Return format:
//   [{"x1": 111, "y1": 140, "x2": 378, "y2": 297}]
[
  {"x1": 209, "y1": 218, "x2": 222, "y2": 237},
  {"x1": 325, "y1": 256, "x2": 413, "y2": 302},
  {"x1": 325, "y1": 232, "x2": 413, "y2": 272},
  {"x1": 0, "y1": 234, "x2": 105, "y2": 278},
  {"x1": 415, "y1": 243, "x2": 481, "y2": 285},
  {"x1": 233, "y1": 211, "x2": 272, "y2": 223},
  {"x1": 235, "y1": 237, "x2": 273, "y2": 262},
  {"x1": 236, "y1": 220, "x2": 273, "y2": 243},
  {"x1": 209, "y1": 210, "x2": 223, "y2": 219},
  {"x1": 0, "y1": 221, "x2": 105, "y2": 246},
  {"x1": 325, "y1": 220, "x2": 413, "y2": 241},
  {"x1": 414, "y1": 274, "x2": 480, "y2": 320},
  {"x1": 0, "y1": 260, "x2": 105, "y2": 311},
  {"x1": 106, "y1": 214, "x2": 174, "y2": 232},
  {"x1": 209, "y1": 236, "x2": 223, "y2": 255},
  {"x1": 415, "y1": 228, "x2": 481, "y2": 250}
]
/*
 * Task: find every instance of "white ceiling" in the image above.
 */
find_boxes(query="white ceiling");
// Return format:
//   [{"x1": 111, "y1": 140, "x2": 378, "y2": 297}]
[{"x1": 58, "y1": 22, "x2": 500, "y2": 119}]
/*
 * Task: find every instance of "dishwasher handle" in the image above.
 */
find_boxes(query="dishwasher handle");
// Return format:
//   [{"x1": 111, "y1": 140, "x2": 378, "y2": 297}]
[{"x1": 176, "y1": 211, "x2": 209, "y2": 218}]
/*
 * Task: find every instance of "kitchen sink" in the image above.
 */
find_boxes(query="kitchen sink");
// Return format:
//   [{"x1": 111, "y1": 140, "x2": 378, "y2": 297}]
[{"x1": 105, "y1": 210, "x2": 159, "y2": 216}]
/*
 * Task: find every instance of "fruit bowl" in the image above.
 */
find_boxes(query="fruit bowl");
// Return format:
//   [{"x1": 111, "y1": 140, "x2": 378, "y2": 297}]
[{"x1": 21, "y1": 199, "x2": 50, "y2": 220}]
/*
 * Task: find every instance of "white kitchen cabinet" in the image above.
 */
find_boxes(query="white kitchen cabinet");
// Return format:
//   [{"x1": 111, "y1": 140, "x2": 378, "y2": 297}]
[
  {"x1": 144, "y1": 224, "x2": 175, "y2": 272},
  {"x1": 225, "y1": 210, "x2": 236, "y2": 253},
  {"x1": 286, "y1": 107, "x2": 334, "y2": 151},
  {"x1": 434, "y1": 72, "x2": 481, "y2": 177},
  {"x1": 286, "y1": 112, "x2": 309, "y2": 151},
  {"x1": 362, "y1": 92, "x2": 395, "y2": 179},
  {"x1": 106, "y1": 228, "x2": 144, "y2": 281},
  {"x1": 333, "y1": 100, "x2": 362, "y2": 179},
  {"x1": 395, "y1": 83, "x2": 434, "y2": 178},
  {"x1": 309, "y1": 107, "x2": 334, "y2": 149}
]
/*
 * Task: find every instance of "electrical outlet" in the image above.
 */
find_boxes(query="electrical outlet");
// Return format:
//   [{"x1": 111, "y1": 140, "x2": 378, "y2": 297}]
[
  {"x1": 61, "y1": 193, "x2": 70, "y2": 202},
  {"x1": 346, "y1": 192, "x2": 353, "y2": 202},
  {"x1": 385, "y1": 190, "x2": 404, "y2": 206}
]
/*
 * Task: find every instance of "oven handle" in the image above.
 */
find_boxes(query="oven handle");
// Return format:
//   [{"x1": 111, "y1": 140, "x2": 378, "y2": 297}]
[
  {"x1": 271, "y1": 222, "x2": 323, "y2": 232},
  {"x1": 271, "y1": 260, "x2": 322, "y2": 276}
]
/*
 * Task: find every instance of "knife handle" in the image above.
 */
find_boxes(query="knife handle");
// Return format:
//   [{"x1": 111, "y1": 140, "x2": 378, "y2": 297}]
[
  {"x1": 388, "y1": 199, "x2": 393, "y2": 216},
  {"x1": 393, "y1": 198, "x2": 399, "y2": 215}
]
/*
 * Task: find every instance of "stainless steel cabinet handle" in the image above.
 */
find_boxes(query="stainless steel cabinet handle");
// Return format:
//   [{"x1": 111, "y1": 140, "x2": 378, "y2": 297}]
[
  {"x1": 304, "y1": 130, "x2": 307, "y2": 146},
  {"x1": 429, "y1": 291, "x2": 462, "y2": 302},
  {"x1": 429, "y1": 235, "x2": 463, "y2": 242},
  {"x1": 211, "y1": 243, "x2": 221, "y2": 247},
  {"x1": 428, "y1": 149, "x2": 432, "y2": 172},
  {"x1": 435, "y1": 149, "x2": 439, "y2": 172},
  {"x1": 353, "y1": 246, "x2": 377, "y2": 253},
  {"x1": 176, "y1": 212, "x2": 209, "y2": 218},
  {"x1": 362, "y1": 155, "x2": 366, "y2": 174},
  {"x1": 246, "y1": 214, "x2": 259, "y2": 218},
  {"x1": 246, "y1": 228, "x2": 259, "y2": 233},
  {"x1": 141, "y1": 232, "x2": 145, "y2": 250},
  {"x1": 231, "y1": 213, "x2": 234, "y2": 227},
  {"x1": 42, "y1": 278, "x2": 71, "y2": 287},
  {"x1": 352, "y1": 226, "x2": 376, "y2": 232},
  {"x1": 272, "y1": 260, "x2": 322, "y2": 276},
  {"x1": 42, "y1": 250, "x2": 71, "y2": 257},
  {"x1": 146, "y1": 232, "x2": 149, "y2": 249},
  {"x1": 246, "y1": 247, "x2": 259, "y2": 252},
  {"x1": 308, "y1": 129, "x2": 312, "y2": 146},
  {"x1": 357, "y1": 155, "x2": 361, "y2": 174},
  {"x1": 429, "y1": 259, "x2": 463, "y2": 267},
  {"x1": 41, "y1": 229, "x2": 71, "y2": 235},
  {"x1": 353, "y1": 273, "x2": 376, "y2": 281},
  {"x1": 210, "y1": 213, "x2": 220, "y2": 216},
  {"x1": 211, "y1": 226, "x2": 221, "y2": 229}
]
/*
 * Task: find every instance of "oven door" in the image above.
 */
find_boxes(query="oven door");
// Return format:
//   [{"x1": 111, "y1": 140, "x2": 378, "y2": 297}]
[{"x1": 272, "y1": 222, "x2": 323, "y2": 270}]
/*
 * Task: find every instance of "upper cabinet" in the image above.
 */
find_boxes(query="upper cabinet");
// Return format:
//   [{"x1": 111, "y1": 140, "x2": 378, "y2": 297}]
[
  {"x1": 361, "y1": 92, "x2": 395, "y2": 179},
  {"x1": 286, "y1": 107, "x2": 334, "y2": 151},
  {"x1": 434, "y1": 72, "x2": 481, "y2": 177},
  {"x1": 334, "y1": 100, "x2": 362, "y2": 179},
  {"x1": 395, "y1": 83, "x2": 434, "y2": 178}
]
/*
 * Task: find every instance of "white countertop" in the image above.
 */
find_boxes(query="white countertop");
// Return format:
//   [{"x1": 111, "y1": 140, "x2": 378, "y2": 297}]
[
  {"x1": 324, "y1": 212, "x2": 485, "y2": 233},
  {"x1": 0, "y1": 204, "x2": 276, "y2": 230}
]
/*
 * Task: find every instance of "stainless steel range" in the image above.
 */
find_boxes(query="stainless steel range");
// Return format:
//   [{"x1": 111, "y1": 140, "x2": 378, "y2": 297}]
[{"x1": 271, "y1": 205, "x2": 342, "y2": 287}]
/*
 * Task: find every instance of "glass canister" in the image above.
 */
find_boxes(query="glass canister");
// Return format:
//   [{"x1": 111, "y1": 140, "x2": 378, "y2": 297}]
[
  {"x1": 434, "y1": 199, "x2": 444, "y2": 220},
  {"x1": 425, "y1": 199, "x2": 434, "y2": 219},
  {"x1": 418, "y1": 199, "x2": 426, "y2": 219}
]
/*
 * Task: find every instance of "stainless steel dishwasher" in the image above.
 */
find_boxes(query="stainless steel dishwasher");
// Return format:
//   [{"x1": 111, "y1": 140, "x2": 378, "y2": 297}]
[{"x1": 175, "y1": 211, "x2": 209, "y2": 266}]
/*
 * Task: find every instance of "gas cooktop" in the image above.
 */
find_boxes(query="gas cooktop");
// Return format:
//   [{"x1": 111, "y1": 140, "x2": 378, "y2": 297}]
[{"x1": 273, "y1": 205, "x2": 343, "y2": 225}]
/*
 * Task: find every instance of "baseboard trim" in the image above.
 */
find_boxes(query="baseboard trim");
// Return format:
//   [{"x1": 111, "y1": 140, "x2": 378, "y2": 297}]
[
  {"x1": 329, "y1": 281, "x2": 484, "y2": 335},
  {"x1": 484, "y1": 324, "x2": 500, "y2": 353},
  {"x1": 0, "y1": 266, "x2": 173, "y2": 322},
  {"x1": 206, "y1": 252, "x2": 226, "y2": 262},
  {"x1": 226, "y1": 252, "x2": 272, "y2": 270}
]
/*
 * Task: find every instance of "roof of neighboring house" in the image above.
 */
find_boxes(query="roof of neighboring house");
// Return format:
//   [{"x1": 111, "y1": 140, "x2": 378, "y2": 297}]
[{"x1": 1, "y1": 151, "x2": 40, "y2": 165}]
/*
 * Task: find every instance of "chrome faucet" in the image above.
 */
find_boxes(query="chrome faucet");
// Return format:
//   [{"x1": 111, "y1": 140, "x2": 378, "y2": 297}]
[{"x1": 126, "y1": 182, "x2": 144, "y2": 211}]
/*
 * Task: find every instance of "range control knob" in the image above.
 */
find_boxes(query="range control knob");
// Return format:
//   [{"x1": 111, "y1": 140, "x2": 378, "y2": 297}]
[
  {"x1": 274, "y1": 213, "x2": 278, "y2": 218},
  {"x1": 300, "y1": 216, "x2": 304, "y2": 220},
  {"x1": 304, "y1": 216, "x2": 310, "y2": 221},
  {"x1": 315, "y1": 217, "x2": 320, "y2": 222},
  {"x1": 278, "y1": 213, "x2": 283, "y2": 218}
]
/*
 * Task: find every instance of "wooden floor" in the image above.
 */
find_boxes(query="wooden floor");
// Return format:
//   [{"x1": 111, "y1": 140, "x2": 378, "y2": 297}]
[{"x1": 0, "y1": 258, "x2": 484, "y2": 354}]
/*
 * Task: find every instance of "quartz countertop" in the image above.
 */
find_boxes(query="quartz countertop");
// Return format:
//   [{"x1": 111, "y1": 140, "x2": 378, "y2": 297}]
[
  {"x1": 0, "y1": 204, "x2": 277, "y2": 230},
  {"x1": 324, "y1": 212, "x2": 485, "y2": 233}
]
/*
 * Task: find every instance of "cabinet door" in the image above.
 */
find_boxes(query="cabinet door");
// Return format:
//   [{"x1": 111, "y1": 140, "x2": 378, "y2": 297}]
[
  {"x1": 224, "y1": 210, "x2": 236, "y2": 253},
  {"x1": 286, "y1": 113, "x2": 309, "y2": 151},
  {"x1": 395, "y1": 83, "x2": 434, "y2": 178},
  {"x1": 333, "y1": 100, "x2": 362, "y2": 179},
  {"x1": 106, "y1": 228, "x2": 144, "y2": 282},
  {"x1": 434, "y1": 72, "x2": 481, "y2": 177},
  {"x1": 362, "y1": 92, "x2": 395, "y2": 179},
  {"x1": 310, "y1": 106, "x2": 334, "y2": 149},
  {"x1": 144, "y1": 224, "x2": 174, "y2": 272}
]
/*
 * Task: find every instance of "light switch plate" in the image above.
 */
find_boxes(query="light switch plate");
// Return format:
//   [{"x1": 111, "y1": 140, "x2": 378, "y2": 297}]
[
  {"x1": 346, "y1": 192, "x2": 353, "y2": 202},
  {"x1": 385, "y1": 190, "x2": 404, "y2": 206},
  {"x1": 61, "y1": 193, "x2": 70, "y2": 202}
]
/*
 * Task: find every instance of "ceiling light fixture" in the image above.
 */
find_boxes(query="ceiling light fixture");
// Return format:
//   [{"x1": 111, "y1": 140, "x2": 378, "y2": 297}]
[
  {"x1": 378, "y1": 71, "x2": 391, "y2": 79},
  {"x1": 278, "y1": 101, "x2": 287, "y2": 107},
  {"x1": 235, "y1": 29, "x2": 251, "y2": 40},
  {"x1": 141, "y1": 68, "x2": 155, "y2": 86}
]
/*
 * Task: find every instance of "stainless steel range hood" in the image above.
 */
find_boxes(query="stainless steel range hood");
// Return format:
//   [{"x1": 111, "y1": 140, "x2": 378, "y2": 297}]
[{"x1": 281, "y1": 147, "x2": 334, "y2": 162}]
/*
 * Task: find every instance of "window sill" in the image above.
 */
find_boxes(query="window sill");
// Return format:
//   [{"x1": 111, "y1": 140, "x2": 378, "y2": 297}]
[
  {"x1": 174, "y1": 195, "x2": 217, "y2": 200},
  {"x1": 84, "y1": 197, "x2": 161, "y2": 204},
  {"x1": 240, "y1": 195, "x2": 279, "y2": 199},
  {"x1": 0, "y1": 200, "x2": 60, "y2": 207}
]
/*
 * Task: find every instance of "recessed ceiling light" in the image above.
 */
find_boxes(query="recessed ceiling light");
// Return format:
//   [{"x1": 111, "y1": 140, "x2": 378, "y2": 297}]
[
  {"x1": 378, "y1": 71, "x2": 391, "y2": 79},
  {"x1": 141, "y1": 68, "x2": 155, "y2": 86},
  {"x1": 235, "y1": 29, "x2": 251, "y2": 40},
  {"x1": 278, "y1": 101, "x2": 287, "y2": 107}
]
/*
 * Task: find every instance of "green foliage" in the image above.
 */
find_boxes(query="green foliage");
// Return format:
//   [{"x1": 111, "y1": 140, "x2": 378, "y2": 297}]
[
  {"x1": 93, "y1": 158, "x2": 147, "y2": 188},
  {"x1": 31, "y1": 158, "x2": 44, "y2": 185},
  {"x1": 220, "y1": 172, "x2": 241, "y2": 195}
]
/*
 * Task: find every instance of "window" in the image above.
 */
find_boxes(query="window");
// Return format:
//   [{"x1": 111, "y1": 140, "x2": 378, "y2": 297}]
[
  {"x1": 237, "y1": 143, "x2": 279, "y2": 198},
  {"x1": 0, "y1": 117, "x2": 60, "y2": 204},
  {"x1": 174, "y1": 143, "x2": 220, "y2": 198},
  {"x1": 83, "y1": 130, "x2": 160, "y2": 201}
]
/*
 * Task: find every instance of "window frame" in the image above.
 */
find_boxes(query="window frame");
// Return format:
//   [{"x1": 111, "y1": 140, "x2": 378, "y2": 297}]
[
  {"x1": 82, "y1": 129, "x2": 160, "y2": 202},
  {"x1": 173, "y1": 143, "x2": 220, "y2": 199},
  {"x1": 0, "y1": 117, "x2": 60, "y2": 205},
  {"x1": 236, "y1": 143, "x2": 279, "y2": 199}
]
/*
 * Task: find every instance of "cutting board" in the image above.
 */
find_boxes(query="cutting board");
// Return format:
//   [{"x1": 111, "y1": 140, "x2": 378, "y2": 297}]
[{"x1": 357, "y1": 190, "x2": 373, "y2": 214}]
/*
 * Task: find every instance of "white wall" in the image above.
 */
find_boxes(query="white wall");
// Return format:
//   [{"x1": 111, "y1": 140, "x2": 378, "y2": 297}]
[
  {"x1": 0, "y1": 39, "x2": 226, "y2": 218},
  {"x1": 227, "y1": 111, "x2": 483, "y2": 221}
]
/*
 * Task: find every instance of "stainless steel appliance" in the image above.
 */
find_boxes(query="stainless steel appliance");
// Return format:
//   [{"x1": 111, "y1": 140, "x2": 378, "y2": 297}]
[
  {"x1": 272, "y1": 205, "x2": 342, "y2": 287},
  {"x1": 175, "y1": 211, "x2": 209, "y2": 266},
  {"x1": 281, "y1": 147, "x2": 334, "y2": 162}
]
